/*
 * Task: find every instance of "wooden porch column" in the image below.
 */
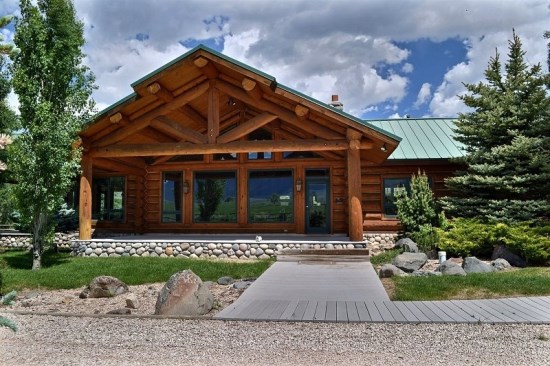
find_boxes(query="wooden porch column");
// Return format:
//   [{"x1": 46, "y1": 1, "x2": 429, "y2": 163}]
[
  {"x1": 208, "y1": 85, "x2": 220, "y2": 144},
  {"x1": 79, "y1": 154, "x2": 93, "y2": 240},
  {"x1": 347, "y1": 130, "x2": 363, "y2": 241}
]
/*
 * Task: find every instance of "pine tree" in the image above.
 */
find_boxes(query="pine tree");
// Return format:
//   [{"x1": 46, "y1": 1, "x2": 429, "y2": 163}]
[
  {"x1": 9, "y1": 0, "x2": 95, "y2": 270},
  {"x1": 444, "y1": 31, "x2": 550, "y2": 223}
]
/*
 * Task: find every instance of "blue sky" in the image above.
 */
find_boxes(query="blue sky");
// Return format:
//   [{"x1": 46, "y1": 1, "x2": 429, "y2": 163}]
[{"x1": 1, "y1": 0, "x2": 548, "y2": 120}]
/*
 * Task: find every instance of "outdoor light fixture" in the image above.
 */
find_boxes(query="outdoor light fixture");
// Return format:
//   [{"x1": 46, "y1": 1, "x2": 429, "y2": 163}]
[
  {"x1": 227, "y1": 97, "x2": 237, "y2": 106},
  {"x1": 296, "y1": 178, "x2": 302, "y2": 192},
  {"x1": 380, "y1": 143, "x2": 388, "y2": 152},
  {"x1": 183, "y1": 180, "x2": 189, "y2": 194}
]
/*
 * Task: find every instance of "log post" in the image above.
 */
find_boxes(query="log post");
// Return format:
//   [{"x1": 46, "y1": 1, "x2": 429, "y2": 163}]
[
  {"x1": 347, "y1": 130, "x2": 363, "y2": 241},
  {"x1": 79, "y1": 153, "x2": 93, "y2": 240},
  {"x1": 208, "y1": 86, "x2": 220, "y2": 144}
]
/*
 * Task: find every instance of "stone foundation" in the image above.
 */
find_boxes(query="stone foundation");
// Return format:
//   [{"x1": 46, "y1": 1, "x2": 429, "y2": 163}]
[
  {"x1": 72, "y1": 240, "x2": 367, "y2": 260},
  {"x1": 0, "y1": 231, "x2": 78, "y2": 250},
  {"x1": 363, "y1": 232, "x2": 399, "y2": 255}
]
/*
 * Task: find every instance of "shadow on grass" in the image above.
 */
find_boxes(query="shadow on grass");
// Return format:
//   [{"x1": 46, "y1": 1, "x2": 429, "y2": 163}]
[{"x1": 1, "y1": 249, "x2": 71, "y2": 270}]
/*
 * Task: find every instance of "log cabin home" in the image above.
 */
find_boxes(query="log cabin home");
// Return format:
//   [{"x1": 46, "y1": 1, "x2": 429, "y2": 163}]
[{"x1": 78, "y1": 45, "x2": 463, "y2": 241}]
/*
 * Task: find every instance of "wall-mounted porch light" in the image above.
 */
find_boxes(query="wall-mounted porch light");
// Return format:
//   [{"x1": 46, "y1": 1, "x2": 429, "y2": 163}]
[
  {"x1": 296, "y1": 178, "x2": 302, "y2": 192},
  {"x1": 183, "y1": 180, "x2": 189, "y2": 194},
  {"x1": 380, "y1": 143, "x2": 388, "y2": 152}
]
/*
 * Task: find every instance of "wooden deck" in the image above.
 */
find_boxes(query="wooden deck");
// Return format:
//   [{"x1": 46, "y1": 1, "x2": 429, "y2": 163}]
[{"x1": 215, "y1": 258, "x2": 550, "y2": 323}]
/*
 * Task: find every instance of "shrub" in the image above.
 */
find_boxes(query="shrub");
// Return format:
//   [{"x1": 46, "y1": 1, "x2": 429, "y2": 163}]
[
  {"x1": 436, "y1": 219, "x2": 550, "y2": 264},
  {"x1": 53, "y1": 204, "x2": 78, "y2": 232}
]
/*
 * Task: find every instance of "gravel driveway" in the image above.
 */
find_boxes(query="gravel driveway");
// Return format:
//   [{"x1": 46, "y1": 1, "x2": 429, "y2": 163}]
[{"x1": 1, "y1": 312, "x2": 549, "y2": 365}]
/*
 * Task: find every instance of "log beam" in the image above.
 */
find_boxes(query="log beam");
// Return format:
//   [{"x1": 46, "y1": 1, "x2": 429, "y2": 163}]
[
  {"x1": 217, "y1": 113, "x2": 278, "y2": 144},
  {"x1": 194, "y1": 56, "x2": 218, "y2": 79},
  {"x1": 151, "y1": 115, "x2": 207, "y2": 144},
  {"x1": 94, "y1": 158, "x2": 144, "y2": 176},
  {"x1": 79, "y1": 154, "x2": 93, "y2": 240},
  {"x1": 294, "y1": 105, "x2": 309, "y2": 120},
  {"x1": 208, "y1": 87, "x2": 220, "y2": 143},
  {"x1": 242, "y1": 78, "x2": 263, "y2": 100},
  {"x1": 346, "y1": 129, "x2": 363, "y2": 241},
  {"x1": 90, "y1": 139, "x2": 351, "y2": 158},
  {"x1": 109, "y1": 112, "x2": 130, "y2": 125},
  {"x1": 93, "y1": 81, "x2": 209, "y2": 147},
  {"x1": 147, "y1": 82, "x2": 174, "y2": 102}
]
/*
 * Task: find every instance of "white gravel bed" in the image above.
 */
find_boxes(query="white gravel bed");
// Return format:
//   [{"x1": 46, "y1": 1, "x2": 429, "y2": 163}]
[{"x1": 1, "y1": 313, "x2": 549, "y2": 365}]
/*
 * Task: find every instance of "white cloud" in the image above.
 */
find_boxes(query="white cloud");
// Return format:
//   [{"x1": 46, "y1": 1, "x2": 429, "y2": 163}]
[
  {"x1": 401, "y1": 63, "x2": 414, "y2": 73},
  {"x1": 414, "y1": 82, "x2": 432, "y2": 108}
]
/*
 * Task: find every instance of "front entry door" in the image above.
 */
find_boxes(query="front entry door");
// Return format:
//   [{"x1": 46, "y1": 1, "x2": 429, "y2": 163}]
[{"x1": 305, "y1": 177, "x2": 330, "y2": 234}]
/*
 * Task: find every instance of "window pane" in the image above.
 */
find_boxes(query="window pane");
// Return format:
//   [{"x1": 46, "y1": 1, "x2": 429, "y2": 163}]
[
  {"x1": 248, "y1": 129, "x2": 272, "y2": 160},
  {"x1": 283, "y1": 151, "x2": 321, "y2": 159},
  {"x1": 249, "y1": 170, "x2": 293, "y2": 223},
  {"x1": 92, "y1": 176, "x2": 125, "y2": 222},
  {"x1": 162, "y1": 172, "x2": 182, "y2": 223},
  {"x1": 383, "y1": 178, "x2": 411, "y2": 217},
  {"x1": 193, "y1": 171, "x2": 237, "y2": 223}
]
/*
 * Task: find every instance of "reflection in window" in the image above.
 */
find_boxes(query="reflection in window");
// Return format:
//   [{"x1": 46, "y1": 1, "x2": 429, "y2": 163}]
[
  {"x1": 248, "y1": 129, "x2": 272, "y2": 160},
  {"x1": 193, "y1": 171, "x2": 237, "y2": 223},
  {"x1": 383, "y1": 178, "x2": 411, "y2": 217},
  {"x1": 249, "y1": 170, "x2": 293, "y2": 223},
  {"x1": 162, "y1": 172, "x2": 182, "y2": 223},
  {"x1": 92, "y1": 176, "x2": 125, "y2": 221}
]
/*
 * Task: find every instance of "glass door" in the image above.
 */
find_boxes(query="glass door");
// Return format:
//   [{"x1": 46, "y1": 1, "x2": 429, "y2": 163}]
[{"x1": 305, "y1": 177, "x2": 330, "y2": 234}]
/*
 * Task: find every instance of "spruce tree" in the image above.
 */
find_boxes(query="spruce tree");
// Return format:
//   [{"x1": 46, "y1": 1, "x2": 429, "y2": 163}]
[{"x1": 445, "y1": 32, "x2": 550, "y2": 223}]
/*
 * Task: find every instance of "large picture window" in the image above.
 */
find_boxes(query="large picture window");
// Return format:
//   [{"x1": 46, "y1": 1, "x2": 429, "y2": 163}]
[
  {"x1": 162, "y1": 172, "x2": 182, "y2": 223},
  {"x1": 383, "y1": 177, "x2": 411, "y2": 217},
  {"x1": 92, "y1": 176, "x2": 125, "y2": 222},
  {"x1": 248, "y1": 170, "x2": 293, "y2": 223},
  {"x1": 193, "y1": 171, "x2": 237, "y2": 223}
]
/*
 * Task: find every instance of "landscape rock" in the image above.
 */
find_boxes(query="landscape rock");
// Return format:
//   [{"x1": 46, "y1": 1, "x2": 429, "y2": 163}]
[
  {"x1": 394, "y1": 238, "x2": 419, "y2": 253},
  {"x1": 233, "y1": 280, "x2": 254, "y2": 290},
  {"x1": 154, "y1": 270, "x2": 214, "y2": 316},
  {"x1": 492, "y1": 245, "x2": 527, "y2": 268},
  {"x1": 379, "y1": 264, "x2": 407, "y2": 278},
  {"x1": 462, "y1": 257, "x2": 494, "y2": 274},
  {"x1": 392, "y1": 252, "x2": 428, "y2": 273},
  {"x1": 125, "y1": 293, "x2": 139, "y2": 309},
  {"x1": 491, "y1": 258, "x2": 512, "y2": 271},
  {"x1": 79, "y1": 276, "x2": 129, "y2": 299},
  {"x1": 217, "y1": 276, "x2": 235, "y2": 285},
  {"x1": 439, "y1": 261, "x2": 467, "y2": 276}
]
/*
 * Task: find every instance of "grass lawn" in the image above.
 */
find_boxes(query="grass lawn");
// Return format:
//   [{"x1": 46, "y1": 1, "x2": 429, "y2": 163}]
[
  {"x1": 390, "y1": 267, "x2": 550, "y2": 301},
  {"x1": 0, "y1": 249, "x2": 272, "y2": 292}
]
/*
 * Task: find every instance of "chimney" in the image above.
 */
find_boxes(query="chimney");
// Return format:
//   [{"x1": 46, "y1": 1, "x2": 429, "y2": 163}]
[{"x1": 329, "y1": 94, "x2": 343, "y2": 110}]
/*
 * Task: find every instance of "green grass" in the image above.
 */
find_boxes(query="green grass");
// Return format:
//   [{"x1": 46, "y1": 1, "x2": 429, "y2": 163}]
[
  {"x1": 391, "y1": 267, "x2": 550, "y2": 301},
  {"x1": 0, "y1": 249, "x2": 272, "y2": 292},
  {"x1": 370, "y1": 248, "x2": 402, "y2": 266}
]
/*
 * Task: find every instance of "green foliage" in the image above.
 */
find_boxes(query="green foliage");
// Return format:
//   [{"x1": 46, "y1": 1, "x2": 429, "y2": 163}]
[
  {"x1": 9, "y1": 0, "x2": 95, "y2": 269},
  {"x1": 0, "y1": 316, "x2": 17, "y2": 332},
  {"x1": 444, "y1": 32, "x2": 550, "y2": 223},
  {"x1": 0, "y1": 184, "x2": 18, "y2": 225},
  {"x1": 196, "y1": 179, "x2": 225, "y2": 221},
  {"x1": 436, "y1": 219, "x2": 550, "y2": 264},
  {"x1": 370, "y1": 248, "x2": 402, "y2": 266},
  {"x1": 395, "y1": 171, "x2": 440, "y2": 253},
  {"x1": 1, "y1": 289, "x2": 16, "y2": 305},
  {"x1": 391, "y1": 267, "x2": 550, "y2": 301},
  {"x1": 53, "y1": 203, "x2": 78, "y2": 231}
]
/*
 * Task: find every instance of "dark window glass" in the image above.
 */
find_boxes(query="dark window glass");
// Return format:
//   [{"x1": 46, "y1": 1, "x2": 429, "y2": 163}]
[
  {"x1": 383, "y1": 178, "x2": 411, "y2": 217},
  {"x1": 283, "y1": 151, "x2": 321, "y2": 159},
  {"x1": 248, "y1": 170, "x2": 293, "y2": 223},
  {"x1": 167, "y1": 155, "x2": 204, "y2": 162},
  {"x1": 92, "y1": 176, "x2": 125, "y2": 222},
  {"x1": 248, "y1": 129, "x2": 272, "y2": 160},
  {"x1": 193, "y1": 171, "x2": 237, "y2": 223},
  {"x1": 162, "y1": 172, "x2": 182, "y2": 223},
  {"x1": 214, "y1": 153, "x2": 237, "y2": 161}
]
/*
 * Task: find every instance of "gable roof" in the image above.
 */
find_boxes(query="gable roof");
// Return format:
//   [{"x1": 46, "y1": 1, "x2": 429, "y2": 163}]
[{"x1": 366, "y1": 118, "x2": 464, "y2": 160}]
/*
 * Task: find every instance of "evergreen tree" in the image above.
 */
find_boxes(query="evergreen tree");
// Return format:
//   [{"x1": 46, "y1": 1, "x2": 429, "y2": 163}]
[
  {"x1": 9, "y1": 0, "x2": 95, "y2": 270},
  {"x1": 444, "y1": 32, "x2": 550, "y2": 223}
]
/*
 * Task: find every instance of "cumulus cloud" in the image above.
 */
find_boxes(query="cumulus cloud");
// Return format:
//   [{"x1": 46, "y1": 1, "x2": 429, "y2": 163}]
[
  {"x1": 414, "y1": 83, "x2": 432, "y2": 108},
  {"x1": 401, "y1": 63, "x2": 414, "y2": 73}
]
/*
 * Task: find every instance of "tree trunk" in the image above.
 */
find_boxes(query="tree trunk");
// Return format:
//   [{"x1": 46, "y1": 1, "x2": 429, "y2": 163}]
[{"x1": 31, "y1": 212, "x2": 47, "y2": 271}]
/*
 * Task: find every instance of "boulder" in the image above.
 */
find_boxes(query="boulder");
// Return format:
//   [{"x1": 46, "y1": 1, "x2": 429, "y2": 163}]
[
  {"x1": 233, "y1": 280, "x2": 254, "y2": 290},
  {"x1": 439, "y1": 261, "x2": 467, "y2": 276},
  {"x1": 411, "y1": 270, "x2": 442, "y2": 277},
  {"x1": 491, "y1": 258, "x2": 512, "y2": 271},
  {"x1": 379, "y1": 264, "x2": 407, "y2": 278},
  {"x1": 154, "y1": 270, "x2": 213, "y2": 316},
  {"x1": 217, "y1": 276, "x2": 235, "y2": 285},
  {"x1": 394, "y1": 238, "x2": 419, "y2": 253},
  {"x1": 125, "y1": 293, "x2": 139, "y2": 309},
  {"x1": 491, "y1": 245, "x2": 527, "y2": 268},
  {"x1": 392, "y1": 252, "x2": 428, "y2": 273},
  {"x1": 79, "y1": 276, "x2": 129, "y2": 299},
  {"x1": 462, "y1": 257, "x2": 494, "y2": 274}
]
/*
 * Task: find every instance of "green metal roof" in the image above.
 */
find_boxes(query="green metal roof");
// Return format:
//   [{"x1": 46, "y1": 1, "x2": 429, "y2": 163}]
[{"x1": 366, "y1": 118, "x2": 464, "y2": 160}]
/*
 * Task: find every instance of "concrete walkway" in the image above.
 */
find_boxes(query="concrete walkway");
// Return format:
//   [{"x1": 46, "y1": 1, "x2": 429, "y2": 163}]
[{"x1": 215, "y1": 257, "x2": 550, "y2": 324}]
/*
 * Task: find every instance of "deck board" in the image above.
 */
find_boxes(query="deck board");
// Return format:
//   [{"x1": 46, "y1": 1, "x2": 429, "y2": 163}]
[
  {"x1": 356, "y1": 301, "x2": 372, "y2": 322},
  {"x1": 392, "y1": 302, "x2": 420, "y2": 322},
  {"x1": 383, "y1": 301, "x2": 407, "y2": 322},
  {"x1": 346, "y1": 302, "x2": 360, "y2": 322},
  {"x1": 365, "y1": 301, "x2": 384, "y2": 322},
  {"x1": 337, "y1": 301, "x2": 348, "y2": 322},
  {"x1": 325, "y1": 301, "x2": 337, "y2": 322},
  {"x1": 302, "y1": 301, "x2": 318, "y2": 321},
  {"x1": 421, "y1": 301, "x2": 457, "y2": 323},
  {"x1": 314, "y1": 301, "x2": 327, "y2": 321}
]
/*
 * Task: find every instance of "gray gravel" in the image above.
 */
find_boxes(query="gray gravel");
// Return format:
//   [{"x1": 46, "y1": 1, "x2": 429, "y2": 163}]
[{"x1": 1, "y1": 312, "x2": 550, "y2": 365}]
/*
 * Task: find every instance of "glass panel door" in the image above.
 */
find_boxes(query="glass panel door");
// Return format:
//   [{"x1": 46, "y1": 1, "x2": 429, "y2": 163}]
[{"x1": 305, "y1": 177, "x2": 330, "y2": 234}]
